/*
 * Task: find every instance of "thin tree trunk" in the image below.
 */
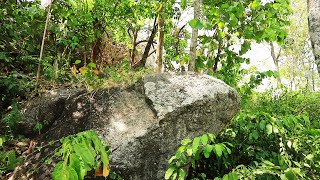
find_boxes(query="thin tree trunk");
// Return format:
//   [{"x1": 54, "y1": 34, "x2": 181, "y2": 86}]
[
  {"x1": 308, "y1": 0, "x2": 320, "y2": 74},
  {"x1": 36, "y1": 2, "x2": 52, "y2": 82},
  {"x1": 270, "y1": 42, "x2": 282, "y2": 87},
  {"x1": 156, "y1": 4, "x2": 165, "y2": 73},
  {"x1": 188, "y1": 0, "x2": 201, "y2": 72},
  {"x1": 137, "y1": 18, "x2": 158, "y2": 68},
  {"x1": 131, "y1": 29, "x2": 138, "y2": 67}
]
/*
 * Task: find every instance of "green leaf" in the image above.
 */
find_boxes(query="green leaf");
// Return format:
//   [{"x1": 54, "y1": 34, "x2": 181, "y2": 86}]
[
  {"x1": 88, "y1": 62, "x2": 96, "y2": 68},
  {"x1": 229, "y1": 172, "x2": 238, "y2": 180},
  {"x1": 178, "y1": 169, "x2": 185, "y2": 180},
  {"x1": 203, "y1": 144, "x2": 213, "y2": 158},
  {"x1": 52, "y1": 162, "x2": 68, "y2": 180},
  {"x1": 189, "y1": 19, "x2": 203, "y2": 29},
  {"x1": 214, "y1": 144, "x2": 224, "y2": 157},
  {"x1": 305, "y1": 154, "x2": 314, "y2": 160},
  {"x1": 6, "y1": 151, "x2": 21, "y2": 170},
  {"x1": 259, "y1": 120, "x2": 266, "y2": 130},
  {"x1": 74, "y1": 60, "x2": 81, "y2": 65},
  {"x1": 217, "y1": 22, "x2": 225, "y2": 29},
  {"x1": 171, "y1": 172, "x2": 178, "y2": 180},
  {"x1": 230, "y1": 13, "x2": 238, "y2": 26},
  {"x1": 168, "y1": 156, "x2": 176, "y2": 163},
  {"x1": 165, "y1": 166, "x2": 175, "y2": 179},
  {"x1": 0, "y1": 137, "x2": 4, "y2": 147},
  {"x1": 266, "y1": 124, "x2": 273, "y2": 135},
  {"x1": 265, "y1": 70, "x2": 274, "y2": 77},
  {"x1": 74, "y1": 143, "x2": 95, "y2": 167},
  {"x1": 240, "y1": 41, "x2": 251, "y2": 55},
  {"x1": 251, "y1": 0, "x2": 261, "y2": 10},
  {"x1": 222, "y1": 174, "x2": 229, "y2": 180},
  {"x1": 192, "y1": 137, "x2": 200, "y2": 156},
  {"x1": 66, "y1": 166, "x2": 78, "y2": 180},
  {"x1": 187, "y1": 148, "x2": 193, "y2": 156},
  {"x1": 264, "y1": 160, "x2": 275, "y2": 166},
  {"x1": 207, "y1": 133, "x2": 215, "y2": 142},
  {"x1": 251, "y1": 130, "x2": 259, "y2": 140},
  {"x1": 181, "y1": 139, "x2": 192, "y2": 145},
  {"x1": 285, "y1": 168, "x2": 297, "y2": 180},
  {"x1": 200, "y1": 134, "x2": 208, "y2": 146},
  {"x1": 69, "y1": 153, "x2": 84, "y2": 179},
  {"x1": 273, "y1": 3, "x2": 280, "y2": 10}
]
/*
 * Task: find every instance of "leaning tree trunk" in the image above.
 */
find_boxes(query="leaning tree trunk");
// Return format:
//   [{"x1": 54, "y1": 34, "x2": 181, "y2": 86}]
[{"x1": 308, "y1": 0, "x2": 320, "y2": 74}]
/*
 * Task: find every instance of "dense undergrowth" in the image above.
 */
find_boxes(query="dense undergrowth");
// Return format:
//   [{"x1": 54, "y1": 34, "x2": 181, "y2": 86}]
[{"x1": 166, "y1": 90, "x2": 320, "y2": 179}]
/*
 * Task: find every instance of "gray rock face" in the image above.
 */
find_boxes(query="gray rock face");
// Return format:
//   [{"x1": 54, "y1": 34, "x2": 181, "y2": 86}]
[
  {"x1": 308, "y1": 0, "x2": 320, "y2": 73},
  {"x1": 16, "y1": 73, "x2": 240, "y2": 179}
]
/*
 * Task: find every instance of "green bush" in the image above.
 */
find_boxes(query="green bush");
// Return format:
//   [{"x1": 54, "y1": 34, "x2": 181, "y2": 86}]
[
  {"x1": 52, "y1": 130, "x2": 122, "y2": 180},
  {"x1": 1, "y1": 102, "x2": 23, "y2": 133},
  {"x1": 167, "y1": 91, "x2": 320, "y2": 179}
]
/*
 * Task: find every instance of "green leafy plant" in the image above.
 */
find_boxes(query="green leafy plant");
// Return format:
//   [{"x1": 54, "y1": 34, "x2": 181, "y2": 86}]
[
  {"x1": 33, "y1": 122, "x2": 43, "y2": 135},
  {"x1": 168, "y1": 91, "x2": 320, "y2": 179},
  {"x1": 71, "y1": 61, "x2": 102, "y2": 90},
  {"x1": 165, "y1": 133, "x2": 233, "y2": 180},
  {"x1": 52, "y1": 130, "x2": 115, "y2": 180},
  {"x1": 0, "y1": 150, "x2": 22, "y2": 172},
  {"x1": 2, "y1": 102, "x2": 23, "y2": 133}
]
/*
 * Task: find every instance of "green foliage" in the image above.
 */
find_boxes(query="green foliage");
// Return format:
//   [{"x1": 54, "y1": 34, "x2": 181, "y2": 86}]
[
  {"x1": 248, "y1": 90, "x2": 320, "y2": 121},
  {"x1": 238, "y1": 70, "x2": 277, "y2": 103},
  {"x1": 0, "y1": 150, "x2": 22, "y2": 172},
  {"x1": 165, "y1": 133, "x2": 232, "y2": 180},
  {"x1": 2, "y1": 102, "x2": 23, "y2": 133},
  {"x1": 0, "y1": 72, "x2": 35, "y2": 112},
  {"x1": 0, "y1": 1, "x2": 44, "y2": 72},
  {"x1": 0, "y1": 136, "x2": 22, "y2": 177},
  {"x1": 52, "y1": 130, "x2": 119, "y2": 180},
  {"x1": 33, "y1": 122, "x2": 43, "y2": 135},
  {"x1": 196, "y1": 0, "x2": 291, "y2": 86},
  {"x1": 168, "y1": 91, "x2": 320, "y2": 179}
]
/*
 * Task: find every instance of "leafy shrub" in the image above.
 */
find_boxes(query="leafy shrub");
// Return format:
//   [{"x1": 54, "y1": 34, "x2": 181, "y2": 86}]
[
  {"x1": 52, "y1": 130, "x2": 121, "y2": 180},
  {"x1": 1, "y1": 102, "x2": 23, "y2": 134},
  {"x1": 0, "y1": 136, "x2": 22, "y2": 177},
  {"x1": 248, "y1": 90, "x2": 320, "y2": 121},
  {"x1": 0, "y1": 72, "x2": 34, "y2": 112},
  {"x1": 0, "y1": 150, "x2": 22, "y2": 176},
  {"x1": 165, "y1": 133, "x2": 232, "y2": 180},
  {"x1": 167, "y1": 91, "x2": 320, "y2": 179}
]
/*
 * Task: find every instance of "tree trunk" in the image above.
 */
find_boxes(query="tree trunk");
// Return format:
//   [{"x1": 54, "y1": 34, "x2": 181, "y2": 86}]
[
  {"x1": 270, "y1": 42, "x2": 282, "y2": 86},
  {"x1": 156, "y1": 4, "x2": 165, "y2": 73},
  {"x1": 308, "y1": 0, "x2": 320, "y2": 74},
  {"x1": 188, "y1": 0, "x2": 201, "y2": 72},
  {"x1": 36, "y1": 2, "x2": 52, "y2": 83},
  {"x1": 137, "y1": 18, "x2": 158, "y2": 68}
]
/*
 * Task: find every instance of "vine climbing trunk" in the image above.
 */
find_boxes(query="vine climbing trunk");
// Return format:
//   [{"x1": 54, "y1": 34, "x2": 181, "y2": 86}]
[
  {"x1": 308, "y1": 0, "x2": 320, "y2": 74},
  {"x1": 188, "y1": 0, "x2": 201, "y2": 72},
  {"x1": 156, "y1": 4, "x2": 165, "y2": 73}
]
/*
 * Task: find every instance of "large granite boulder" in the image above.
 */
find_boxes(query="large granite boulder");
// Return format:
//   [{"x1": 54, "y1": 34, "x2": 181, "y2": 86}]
[{"x1": 14, "y1": 73, "x2": 240, "y2": 179}]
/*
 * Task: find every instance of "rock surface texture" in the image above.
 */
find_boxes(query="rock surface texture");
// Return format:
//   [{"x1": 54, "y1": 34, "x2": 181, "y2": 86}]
[
  {"x1": 15, "y1": 73, "x2": 240, "y2": 180},
  {"x1": 308, "y1": 0, "x2": 320, "y2": 73}
]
